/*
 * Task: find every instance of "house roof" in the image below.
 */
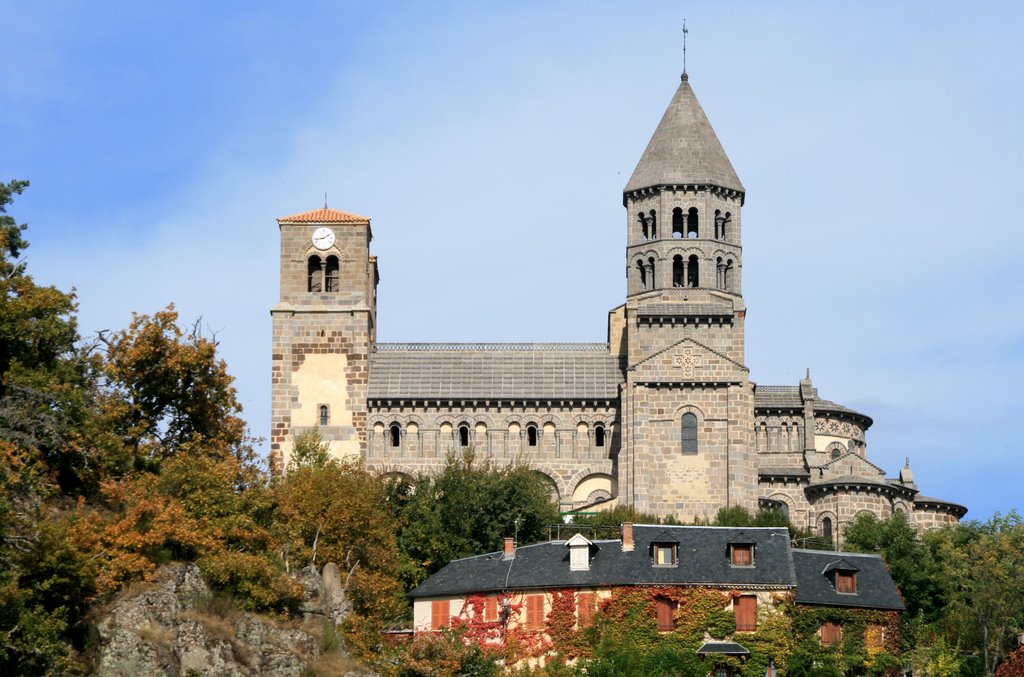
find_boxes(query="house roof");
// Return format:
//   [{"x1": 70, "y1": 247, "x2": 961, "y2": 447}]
[
  {"x1": 368, "y1": 343, "x2": 625, "y2": 400},
  {"x1": 408, "y1": 526, "x2": 795, "y2": 598},
  {"x1": 697, "y1": 642, "x2": 750, "y2": 656},
  {"x1": 624, "y1": 76, "x2": 744, "y2": 194},
  {"x1": 752, "y1": 385, "x2": 872, "y2": 425},
  {"x1": 276, "y1": 207, "x2": 369, "y2": 223},
  {"x1": 791, "y1": 549, "x2": 905, "y2": 610}
]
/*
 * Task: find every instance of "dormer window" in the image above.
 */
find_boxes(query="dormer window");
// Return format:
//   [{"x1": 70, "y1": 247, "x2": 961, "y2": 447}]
[
  {"x1": 730, "y1": 544, "x2": 753, "y2": 566},
  {"x1": 652, "y1": 543, "x2": 677, "y2": 566},
  {"x1": 823, "y1": 558, "x2": 860, "y2": 594},
  {"x1": 566, "y1": 533, "x2": 594, "y2": 572}
]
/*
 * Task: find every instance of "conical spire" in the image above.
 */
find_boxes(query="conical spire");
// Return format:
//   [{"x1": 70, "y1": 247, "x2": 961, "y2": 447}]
[{"x1": 624, "y1": 76, "x2": 743, "y2": 194}]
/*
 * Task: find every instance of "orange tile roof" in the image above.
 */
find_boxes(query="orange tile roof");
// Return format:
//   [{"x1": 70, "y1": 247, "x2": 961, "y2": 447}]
[{"x1": 277, "y1": 207, "x2": 369, "y2": 223}]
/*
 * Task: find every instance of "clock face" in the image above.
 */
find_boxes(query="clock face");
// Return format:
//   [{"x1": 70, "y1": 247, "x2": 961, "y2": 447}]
[{"x1": 311, "y1": 227, "x2": 336, "y2": 250}]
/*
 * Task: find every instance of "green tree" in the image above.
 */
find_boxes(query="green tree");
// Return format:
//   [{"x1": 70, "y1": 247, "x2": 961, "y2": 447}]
[{"x1": 390, "y1": 449, "x2": 561, "y2": 588}]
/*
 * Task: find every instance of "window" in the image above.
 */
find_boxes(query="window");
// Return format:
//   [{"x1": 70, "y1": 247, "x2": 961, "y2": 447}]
[
  {"x1": 431, "y1": 600, "x2": 450, "y2": 630},
  {"x1": 715, "y1": 669, "x2": 733, "y2": 677},
  {"x1": 594, "y1": 425, "x2": 605, "y2": 447},
  {"x1": 734, "y1": 595, "x2": 757, "y2": 632},
  {"x1": 687, "y1": 254, "x2": 699, "y2": 287},
  {"x1": 389, "y1": 423, "x2": 401, "y2": 448},
  {"x1": 820, "y1": 621, "x2": 842, "y2": 646},
  {"x1": 714, "y1": 209, "x2": 722, "y2": 239},
  {"x1": 836, "y1": 571, "x2": 857, "y2": 594},
  {"x1": 686, "y1": 207, "x2": 699, "y2": 238},
  {"x1": 636, "y1": 259, "x2": 647, "y2": 290},
  {"x1": 648, "y1": 257, "x2": 656, "y2": 289},
  {"x1": 648, "y1": 210, "x2": 657, "y2": 238},
  {"x1": 655, "y1": 597, "x2": 677, "y2": 631},
  {"x1": 681, "y1": 413, "x2": 698, "y2": 454},
  {"x1": 673, "y1": 255, "x2": 684, "y2": 287},
  {"x1": 577, "y1": 592, "x2": 595, "y2": 626},
  {"x1": 458, "y1": 424, "x2": 470, "y2": 447},
  {"x1": 672, "y1": 207, "x2": 684, "y2": 238},
  {"x1": 325, "y1": 255, "x2": 339, "y2": 292},
  {"x1": 526, "y1": 424, "x2": 538, "y2": 447},
  {"x1": 307, "y1": 255, "x2": 323, "y2": 292},
  {"x1": 652, "y1": 543, "x2": 677, "y2": 566},
  {"x1": 731, "y1": 544, "x2": 753, "y2": 566},
  {"x1": 484, "y1": 596, "x2": 498, "y2": 622},
  {"x1": 526, "y1": 594, "x2": 545, "y2": 630},
  {"x1": 318, "y1": 405, "x2": 329, "y2": 426},
  {"x1": 822, "y1": 517, "x2": 833, "y2": 541},
  {"x1": 723, "y1": 259, "x2": 733, "y2": 291},
  {"x1": 865, "y1": 623, "x2": 885, "y2": 651},
  {"x1": 723, "y1": 212, "x2": 731, "y2": 238},
  {"x1": 638, "y1": 212, "x2": 648, "y2": 240}
]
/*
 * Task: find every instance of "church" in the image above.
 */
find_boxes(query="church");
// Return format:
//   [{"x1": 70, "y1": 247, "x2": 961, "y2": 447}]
[{"x1": 268, "y1": 67, "x2": 966, "y2": 539}]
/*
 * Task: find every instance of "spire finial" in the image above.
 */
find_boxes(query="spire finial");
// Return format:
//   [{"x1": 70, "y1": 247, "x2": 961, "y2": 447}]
[
  {"x1": 324, "y1": 192, "x2": 328, "y2": 209},
  {"x1": 681, "y1": 20, "x2": 689, "y2": 81}
]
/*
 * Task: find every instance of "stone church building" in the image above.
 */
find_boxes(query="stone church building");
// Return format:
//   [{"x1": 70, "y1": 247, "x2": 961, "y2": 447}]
[{"x1": 269, "y1": 69, "x2": 965, "y2": 538}]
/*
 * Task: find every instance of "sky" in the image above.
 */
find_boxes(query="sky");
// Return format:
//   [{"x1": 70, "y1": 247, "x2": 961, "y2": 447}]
[{"x1": 3, "y1": 1, "x2": 1022, "y2": 521}]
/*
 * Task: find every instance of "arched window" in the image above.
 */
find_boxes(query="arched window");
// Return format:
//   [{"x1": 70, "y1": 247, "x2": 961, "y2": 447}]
[
  {"x1": 636, "y1": 259, "x2": 647, "y2": 290},
  {"x1": 681, "y1": 413, "x2": 698, "y2": 454},
  {"x1": 325, "y1": 256, "x2": 339, "y2": 292},
  {"x1": 458, "y1": 424, "x2": 470, "y2": 448},
  {"x1": 714, "y1": 209, "x2": 722, "y2": 239},
  {"x1": 672, "y1": 255, "x2": 684, "y2": 287},
  {"x1": 723, "y1": 212, "x2": 731, "y2": 239},
  {"x1": 822, "y1": 517, "x2": 833, "y2": 541},
  {"x1": 318, "y1": 405, "x2": 329, "y2": 426},
  {"x1": 716, "y1": 257, "x2": 724, "y2": 289},
  {"x1": 595, "y1": 425, "x2": 605, "y2": 447},
  {"x1": 389, "y1": 423, "x2": 401, "y2": 448},
  {"x1": 647, "y1": 257, "x2": 656, "y2": 289},
  {"x1": 687, "y1": 254, "x2": 700, "y2": 288},
  {"x1": 831, "y1": 447, "x2": 842, "y2": 460},
  {"x1": 526, "y1": 424, "x2": 538, "y2": 447},
  {"x1": 638, "y1": 212, "x2": 648, "y2": 240},
  {"x1": 724, "y1": 259, "x2": 733, "y2": 291},
  {"x1": 648, "y1": 210, "x2": 657, "y2": 239},
  {"x1": 672, "y1": 207, "x2": 684, "y2": 238},
  {"x1": 686, "y1": 207, "x2": 699, "y2": 238},
  {"x1": 307, "y1": 255, "x2": 323, "y2": 292}
]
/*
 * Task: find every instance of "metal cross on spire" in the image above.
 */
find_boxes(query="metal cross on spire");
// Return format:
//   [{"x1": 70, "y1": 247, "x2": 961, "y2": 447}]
[{"x1": 682, "y1": 19, "x2": 689, "y2": 79}]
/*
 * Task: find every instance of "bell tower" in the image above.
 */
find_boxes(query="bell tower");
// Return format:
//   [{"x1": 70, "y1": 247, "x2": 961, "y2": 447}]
[
  {"x1": 618, "y1": 72, "x2": 756, "y2": 519},
  {"x1": 270, "y1": 207, "x2": 378, "y2": 472}
]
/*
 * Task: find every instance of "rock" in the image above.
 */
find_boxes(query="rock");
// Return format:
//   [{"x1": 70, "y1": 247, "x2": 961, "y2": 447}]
[{"x1": 92, "y1": 562, "x2": 367, "y2": 676}]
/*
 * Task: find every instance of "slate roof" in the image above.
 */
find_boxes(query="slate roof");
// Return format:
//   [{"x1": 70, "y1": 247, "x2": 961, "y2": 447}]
[
  {"x1": 277, "y1": 207, "x2": 369, "y2": 223},
  {"x1": 625, "y1": 76, "x2": 744, "y2": 194},
  {"x1": 408, "y1": 526, "x2": 795, "y2": 598},
  {"x1": 697, "y1": 642, "x2": 750, "y2": 656},
  {"x1": 791, "y1": 550, "x2": 905, "y2": 610},
  {"x1": 752, "y1": 386, "x2": 872, "y2": 423},
  {"x1": 368, "y1": 344, "x2": 625, "y2": 400}
]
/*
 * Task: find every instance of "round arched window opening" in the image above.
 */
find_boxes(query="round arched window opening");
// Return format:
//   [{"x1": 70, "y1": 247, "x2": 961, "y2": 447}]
[
  {"x1": 681, "y1": 413, "x2": 698, "y2": 455},
  {"x1": 526, "y1": 424, "x2": 538, "y2": 447},
  {"x1": 389, "y1": 423, "x2": 401, "y2": 448},
  {"x1": 458, "y1": 424, "x2": 470, "y2": 448},
  {"x1": 594, "y1": 425, "x2": 606, "y2": 447}
]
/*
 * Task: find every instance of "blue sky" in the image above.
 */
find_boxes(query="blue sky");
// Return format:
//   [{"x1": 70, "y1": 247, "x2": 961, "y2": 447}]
[{"x1": 3, "y1": 2, "x2": 1022, "y2": 521}]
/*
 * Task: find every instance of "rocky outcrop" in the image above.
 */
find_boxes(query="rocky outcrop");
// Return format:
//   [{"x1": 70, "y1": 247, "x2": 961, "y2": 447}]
[{"x1": 93, "y1": 562, "x2": 371, "y2": 677}]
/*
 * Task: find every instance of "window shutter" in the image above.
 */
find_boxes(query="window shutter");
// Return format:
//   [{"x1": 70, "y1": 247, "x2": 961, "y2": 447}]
[
  {"x1": 431, "y1": 600, "x2": 449, "y2": 630},
  {"x1": 526, "y1": 594, "x2": 545, "y2": 630},
  {"x1": 577, "y1": 592, "x2": 595, "y2": 626},
  {"x1": 865, "y1": 623, "x2": 885, "y2": 651},
  {"x1": 484, "y1": 596, "x2": 498, "y2": 622},
  {"x1": 821, "y1": 621, "x2": 842, "y2": 645},
  {"x1": 731, "y1": 545, "x2": 752, "y2": 566},
  {"x1": 655, "y1": 597, "x2": 676, "y2": 631},
  {"x1": 836, "y1": 572, "x2": 856, "y2": 593},
  {"x1": 734, "y1": 595, "x2": 756, "y2": 631}
]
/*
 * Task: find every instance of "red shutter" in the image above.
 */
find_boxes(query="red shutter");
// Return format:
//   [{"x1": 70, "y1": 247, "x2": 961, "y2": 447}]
[
  {"x1": 577, "y1": 592, "x2": 595, "y2": 626},
  {"x1": 865, "y1": 623, "x2": 884, "y2": 650},
  {"x1": 431, "y1": 600, "x2": 450, "y2": 630},
  {"x1": 526, "y1": 594, "x2": 545, "y2": 630},
  {"x1": 821, "y1": 621, "x2": 842, "y2": 645},
  {"x1": 484, "y1": 596, "x2": 498, "y2": 622},
  {"x1": 731, "y1": 545, "x2": 752, "y2": 566},
  {"x1": 655, "y1": 597, "x2": 676, "y2": 631},
  {"x1": 836, "y1": 572, "x2": 856, "y2": 593},
  {"x1": 734, "y1": 595, "x2": 757, "y2": 631}
]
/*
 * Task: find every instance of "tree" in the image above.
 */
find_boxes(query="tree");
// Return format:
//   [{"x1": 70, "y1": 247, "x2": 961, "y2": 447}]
[{"x1": 390, "y1": 449, "x2": 561, "y2": 588}]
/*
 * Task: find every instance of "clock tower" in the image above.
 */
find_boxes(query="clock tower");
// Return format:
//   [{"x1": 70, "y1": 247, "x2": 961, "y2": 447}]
[{"x1": 270, "y1": 207, "x2": 378, "y2": 472}]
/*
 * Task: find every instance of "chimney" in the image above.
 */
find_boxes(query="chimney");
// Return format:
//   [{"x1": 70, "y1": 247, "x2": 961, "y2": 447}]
[
  {"x1": 622, "y1": 523, "x2": 634, "y2": 552},
  {"x1": 503, "y1": 537, "x2": 515, "y2": 559}
]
